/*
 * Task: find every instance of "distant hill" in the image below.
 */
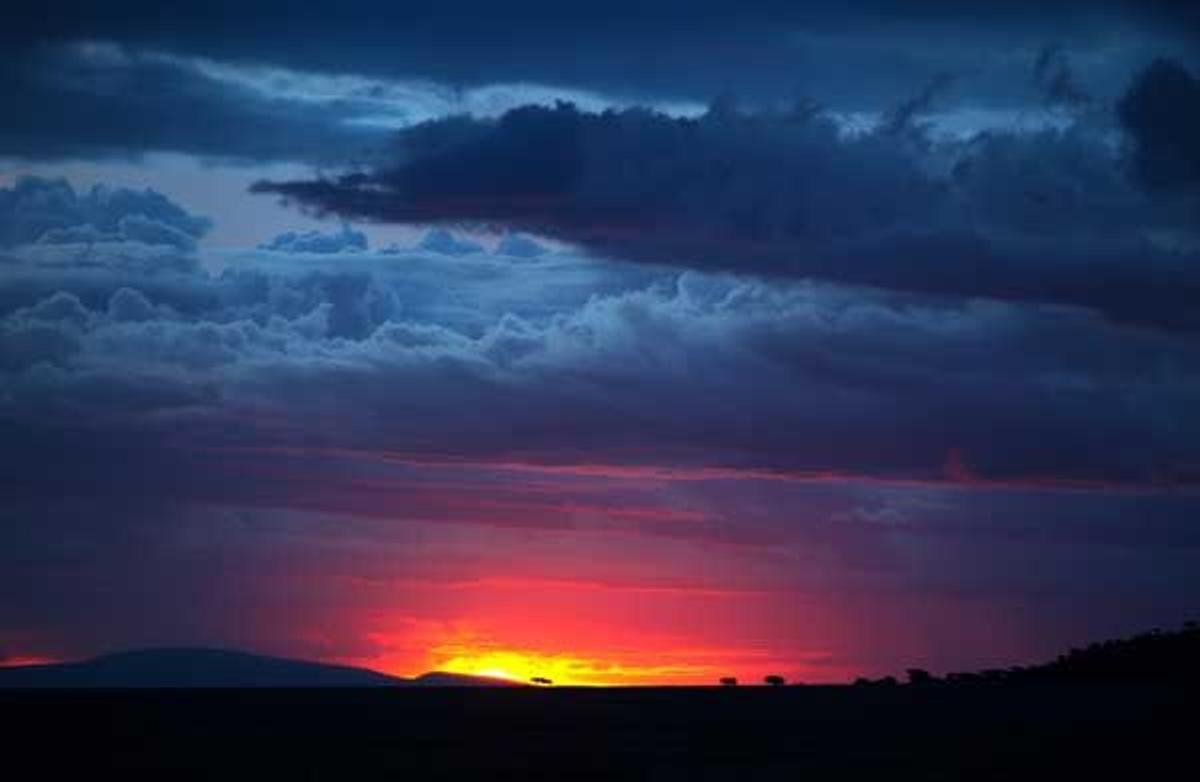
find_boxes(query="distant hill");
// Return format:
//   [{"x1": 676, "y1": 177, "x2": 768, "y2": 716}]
[
  {"x1": 412, "y1": 671, "x2": 524, "y2": 687},
  {"x1": 0, "y1": 648, "x2": 522, "y2": 688}
]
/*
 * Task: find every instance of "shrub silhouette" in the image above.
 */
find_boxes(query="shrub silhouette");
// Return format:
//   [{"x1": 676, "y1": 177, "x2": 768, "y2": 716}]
[
  {"x1": 719, "y1": 677, "x2": 738, "y2": 686},
  {"x1": 764, "y1": 675, "x2": 786, "y2": 686},
  {"x1": 906, "y1": 668, "x2": 935, "y2": 685}
]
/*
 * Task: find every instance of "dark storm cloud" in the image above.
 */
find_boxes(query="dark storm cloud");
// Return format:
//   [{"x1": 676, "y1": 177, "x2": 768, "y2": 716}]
[
  {"x1": 1119, "y1": 58, "x2": 1200, "y2": 191},
  {"x1": 254, "y1": 86, "x2": 1200, "y2": 331},
  {"x1": 0, "y1": 43, "x2": 390, "y2": 163},
  {"x1": 3, "y1": 1, "x2": 1197, "y2": 109},
  {"x1": 2, "y1": 1, "x2": 1195, "y2": 167}
]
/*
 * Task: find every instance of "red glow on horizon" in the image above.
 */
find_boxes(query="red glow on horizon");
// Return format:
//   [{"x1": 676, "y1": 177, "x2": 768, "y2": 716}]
[
  {"x1": 0, "y1": 655, "x2": 58, "y2": 668},
  {"x1": 322, "y1": 575, "x2": 849, "y2": 686}
]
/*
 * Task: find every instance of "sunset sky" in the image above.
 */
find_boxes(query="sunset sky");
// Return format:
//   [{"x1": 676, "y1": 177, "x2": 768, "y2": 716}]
[{"x1": 2, "y1": 1, "x2": 1199, "y2": 685}]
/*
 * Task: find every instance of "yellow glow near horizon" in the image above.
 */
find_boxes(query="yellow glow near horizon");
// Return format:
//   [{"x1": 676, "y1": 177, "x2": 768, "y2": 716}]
[
  {"x1": 437, "y1": 650, "x2": 612, "y2": 686},
  {"x1": 432, "y1": 647, "x2": 719, "y2": 686}
]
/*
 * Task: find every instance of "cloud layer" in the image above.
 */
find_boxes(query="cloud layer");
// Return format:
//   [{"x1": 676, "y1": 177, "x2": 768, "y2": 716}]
[
  {"x1": 4, "y1": 176, "x2": 1199, "y2": 496},
  {"x1": 6, "y1": 1, "x2": 1199, "y2": 107},
  {"x1": 3, "y1": 172, "x2": 1199, "y2": 677},
  {"x1": 4, "y1": 4, "x2": 1200, "y2": 678},
  {"x1": 255, "y1": 61, "x2": 1200, "y2": 332}
]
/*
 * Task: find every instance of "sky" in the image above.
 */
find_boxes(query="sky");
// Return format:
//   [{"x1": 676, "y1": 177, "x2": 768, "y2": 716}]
[{"x1": 1, "y1": 1, "x2": 1199, "y2": 685}]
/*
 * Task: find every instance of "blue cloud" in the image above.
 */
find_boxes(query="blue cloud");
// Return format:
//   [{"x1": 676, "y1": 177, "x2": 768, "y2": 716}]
[
  {"x1": 259, "y1": 225, "x2": 368, "y2": 254},
  {"x1": 255, "y1": 85, "x2": 1200, "y2": 332},
  {"x1": 416, "y1": 228, "x2": 484, "y2": 256},
  {"x1": 496, "y1": 233, "x2": 548, "y2": 258},
  {"x1": 1119, "y1": 58, "x2": 1200, "y2": 191},
  {"x1": 3, "y1": 180, "x2": 1199, "y2": 492},
  {"x1": 0, "y1": 177, "x2": 210, "y2": 247}
]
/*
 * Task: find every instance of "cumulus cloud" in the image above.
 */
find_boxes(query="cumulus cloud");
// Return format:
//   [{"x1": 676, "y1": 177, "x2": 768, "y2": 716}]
[
  {"x1": 0, "y1": 176, "x2": 210, "y2": 248},
  {"x1": 254, "y1": 84, "x2": 1200, "y2": 331},
  {"x1": 258, "y1": 224, "x2": 368, "y2": 254},
  {"x1": 4, "y1": 181, "x2": 1199, "y2": 494},
  {"x1": 106, "y1": 286, "x2": 172, "y2": 322},
  {"x1": 0, "y1": 292, "x2": 87, "y2": 371},
  {"x1": 416, "y1": 228, "x2": 484, "y2": 256},
  {"x1": 495, "y1": 233, "x2": 548, "y2": 258}
]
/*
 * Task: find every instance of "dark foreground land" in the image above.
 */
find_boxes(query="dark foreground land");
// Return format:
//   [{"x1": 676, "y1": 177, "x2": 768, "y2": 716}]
[{"x1": 1, "y1": 681, "x2": 1194, "y2": 781}]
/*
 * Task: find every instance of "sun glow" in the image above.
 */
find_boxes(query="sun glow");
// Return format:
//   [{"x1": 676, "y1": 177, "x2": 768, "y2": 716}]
[
  {"x1": 437, "y1": 649, "x2": 618, "y2": 686},
  {"x1": 0, "y1": 655, "x2": 57, "y2": 668},
  {"x1": 432, "y1": 647, "x2": 720, "y2": 687}
]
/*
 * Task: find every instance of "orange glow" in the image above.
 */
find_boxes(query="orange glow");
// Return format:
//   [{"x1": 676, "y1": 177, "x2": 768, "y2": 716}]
[
  {"x1": 338, "y1": 613, "x2": 822, "y2": 687},
  {"x1": 0, "y1": 655, "x2": 57, "y2": 668},
  {"x1": 431, "y1": 647, "x2": 720, "y2": 686},
  {"x1": 323, "y1": 571, "x2": 848, "y2": 686}
]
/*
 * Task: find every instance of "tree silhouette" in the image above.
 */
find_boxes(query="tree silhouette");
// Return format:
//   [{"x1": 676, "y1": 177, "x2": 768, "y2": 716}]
[
  {"x1": 719, "y1": 677, "x2": 738, "y2": 686},
  {"x1": 531, "y1": 676, "x2": 553, "y2": 686},
  {"x1": 906, "y1": 668, "x2": 934, "y2": 685},
  {"x1": 764, "y1": 675, "x2": 786, "y2": 686},
  {"x1": 938, "y1": 621, "x2": 1200, "y2": 685}
]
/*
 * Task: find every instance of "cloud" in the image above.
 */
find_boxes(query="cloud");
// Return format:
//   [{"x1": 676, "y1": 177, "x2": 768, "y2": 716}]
[
  {"x1": 3, "y1": 4, "x2": 1194, "y2": 171},
  {"x1": 1032, "y1": 45, "x2": 1092, "y2": 109},
  {"x1": 6, "y1": 0, "x2": 1200, "y2": 680},
  {"x1": 4, "y1": 1, "x2": 1196, "y2": 112},
  {"x1": 0, "y1": 40, "x2": 702, "y2": 166},
  {"x1": 259, "y1": 225, "x2": 368, "y2": 254},
  {"x1": 0, "y1": 42, "x2": 395, "y2": 164},
  {"x1": 106, "y1": 286, "x2": 172, "y2": 323},
  {"x1": 1118, "y1": 58, "x2": 1200, "y2": 191},
  {"x1": 3, "y1": 174, "x2": 1200, "y2": 676},
  {"x1": 115, "y1": 214, "x2": 202, "y2": 250},
  {"x1": 255, "y1": 92, "x2": 1200, "y2": 331},
  {"x1": 0, "y1": 176, "x2": 210, "y2": 247},
  {"x1": 3, "y1": 184, "x2": 1198, "y2": 494},
  {"x1": 417, "y1": 228, "x2": 484, "y2": 256},
  {"x1": 495, "y1": 233, "x2": 548, "y2": 258}
]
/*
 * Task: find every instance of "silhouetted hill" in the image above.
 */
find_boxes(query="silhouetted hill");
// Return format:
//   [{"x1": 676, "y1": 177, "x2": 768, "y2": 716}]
[
  {"x1": 0, "y1": 628, "x2": 1196, "y2": 779},
  {"x1": 0, "y1": 648, "x2": 519, "y2": 688},
  {"x1": 412, "y1": 671, "x2": 525, "y2": 687}
]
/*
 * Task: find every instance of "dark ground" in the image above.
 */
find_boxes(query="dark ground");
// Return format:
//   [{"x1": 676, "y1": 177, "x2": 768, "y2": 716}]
[{"x1": 1, "y1": 682, "x2": 1193, "y2": 780}]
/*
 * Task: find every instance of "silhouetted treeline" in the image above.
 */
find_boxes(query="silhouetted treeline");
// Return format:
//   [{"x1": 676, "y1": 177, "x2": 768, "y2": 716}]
[
  {"x1": 859, "y1": 621, "x2": 1200, "y2": 687},
  {"x1": 1020, "y1": 621, "x2": 1200, "y2": 683}
]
